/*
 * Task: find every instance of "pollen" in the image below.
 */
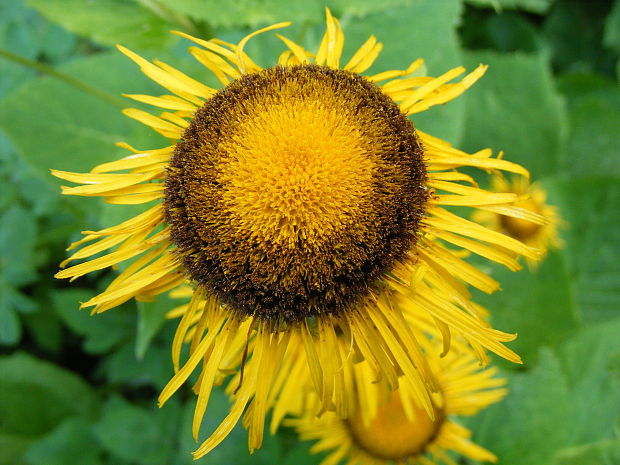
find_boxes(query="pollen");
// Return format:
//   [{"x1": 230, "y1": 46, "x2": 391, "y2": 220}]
[
  {"x1": 165, "y1": 64, "x2": 427, "y2": 323},
  {"x1": 346, "y1": 392, "x2": 443, "y2": 461}
]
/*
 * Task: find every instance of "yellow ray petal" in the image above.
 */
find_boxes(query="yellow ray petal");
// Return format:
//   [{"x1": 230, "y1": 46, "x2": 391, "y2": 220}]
[
  {"x1": 236, "y1": 22, "x2": 291, "y2": 74},
  {"x1": 344, "y1": 35, "x2": 383, "y2": 73},
  {"x1": 122, "y1": 93, "x2": 197, "y2": 111},
  {"x1": 316, "y1": 8, "x2": 344, "y2": 68},
  {"x1": 275, "y1": 34, "x2": 311, "y2": 64}
]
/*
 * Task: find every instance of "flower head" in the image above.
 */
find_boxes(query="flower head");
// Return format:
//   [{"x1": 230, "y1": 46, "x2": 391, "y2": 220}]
[
  {"x1": 473, "y1": 175, "x2": 563, "y2": 268},
  {"x1": 53, "y1": 9, "x2": 538, "y2": 458},
  {"x1": 289, "y1": 340, "x2": 507, "y2": 465}
]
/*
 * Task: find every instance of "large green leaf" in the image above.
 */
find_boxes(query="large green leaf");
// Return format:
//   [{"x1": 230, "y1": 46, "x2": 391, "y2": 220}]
[
  {"x1": 331, "y1": 0, "x2": 415, "y2": 18},
  {"x1": 604, "y1": 0, "x2": 620, "y2": 54},
  {"x1": 472, "y1": 348, "x2": 574, "y2": 464},
  {"x1": 460, "y1": 10, "x2": 545, "y2": 54},
  {"x1": 51, "y1": 288, "x2": 134, "y2": 354},
  {"x1": 26, "y1": 0, "x2": 176, "y2": 50},
  {"x1": 543, "y1": 0, "x2": 618, "y2": 76},
  {"x1": 466, "y1": 0, "x2": 554, "y2": 13},
  {"x1": 93, "y1": 396, "x2": 181, "y2": 465},
  {"x1": 101, "y1": 341, "x2": 172, "y2": 389},
  {"x1": 555, "y1": 317, "x2": 620, "y2": 444},
  {"x1": 165, "y1": 0, "x2": 323, "y2": 28},
  {"x1": 0, "y1": 352, "x2": 99, "y2": 436},
  {"x1": 554, "y1": 439, "x2": 620, "y2": 465},
  {"x1": 280, "y1": 441, "x2": 325, "y2": 465},
  {"x1": 23, "y1": 418, "x2": 104, "y2": 465},
  {"x1": 0, "y1": 434, "x2": 32, "y2": 465},
  {"x1": 556, "y1": 73, "x2": 620, "y2": 178},
  {"x1": 0, "y1": 206, "x2": 39, "y2": 345},
  {"x1": 563, "y1": 97, "x2": 620, "y2": 178},
  {"x1": 461, "y1": 51, "x2": 567, "y2": 178},
  {"x1": 0, "y1": 206, "x2": 38, "y2": 287},
  {"x1": 0, "y1": 288, "x2": 22, "y2": 345},
  {"x1": 0, "y1": 52, "x2": 164, "y2": 184},
  {"x1": 473, "y1": 320, "x2": 620, "y2": 464},
  {"x1": 474, "y1": 250, "x2": 578, "y2": 364},
  {"x1": 342, "y1": 0, "x2": 465, "y2": 143},
  {"x1": 170, "y1": 0, "x2": 399, "y2": 29},
  {"x1": 549, "y1": 177, "x2": 620, "y2": 323},
  {"x1": 22, "y1": 307, "x2": 63, "y2": 354},
  {"x1": 169, "y1": 0, "x2": 415, "y2": 27},
  {"x1": 175, "y1": 388, "x2": 282, "y2": 465},
  {"x1": 0, "y1": 0, "x2": 77, "y2": 95},
  {"x1": 136, "y1": 293, "x2": 176, "y2": 359}
]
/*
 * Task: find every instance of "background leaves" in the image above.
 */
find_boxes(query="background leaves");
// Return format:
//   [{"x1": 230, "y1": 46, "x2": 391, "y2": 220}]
[{"x1": 0, "y1": 0, "x2": 618, "y2": 464}]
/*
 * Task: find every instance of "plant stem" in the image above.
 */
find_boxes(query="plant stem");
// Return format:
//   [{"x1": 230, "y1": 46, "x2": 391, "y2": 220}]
[{"x1": 0, "y1": 49, "x2": 126, "y2": 108}]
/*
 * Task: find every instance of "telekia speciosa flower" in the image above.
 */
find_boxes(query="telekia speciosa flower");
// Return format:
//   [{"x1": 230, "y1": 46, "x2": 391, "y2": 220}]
[
  {"x1": 290, "y1": 339, "x2": 508, "y2": 465},
  {"x1": 473, "y1": 175, "x2": 563, "y2": 268},
  {"x1": 53, "y1": 9, "x2": 541, "y2": 459}
]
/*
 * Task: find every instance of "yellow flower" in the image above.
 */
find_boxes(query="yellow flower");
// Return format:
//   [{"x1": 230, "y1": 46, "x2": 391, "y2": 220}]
[
  {"x1": 473, "y1": 175, "x2": 563, "y2": 268},
  {"x1": 289, "y1": 340, "x2": 507, "y2": 465},
  {"x1": 53, "y1": 9, "x2": 539, "y2": 458}
]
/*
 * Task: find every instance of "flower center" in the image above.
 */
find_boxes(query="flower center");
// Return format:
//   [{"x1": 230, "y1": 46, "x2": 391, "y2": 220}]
[
  {"x1": 346, "y1": 392, "x2": 443, "y2": 460},
  {"x1": 500, "y1": 198, "x2": 542, "y2": 241},
  {"x1": 165, "y1": 65, "x2": 427, "y2": 323}
]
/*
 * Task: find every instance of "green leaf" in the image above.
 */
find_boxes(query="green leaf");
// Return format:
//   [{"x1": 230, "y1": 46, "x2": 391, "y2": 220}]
[
  {"x1": 0, "y1": 206, "x2": 38, "y2": 286},
  {"x1": 166, "y1": 0, "x2": 323, "y2": 28},
  {"x1": 563, "y1": 97, "x2": 620, "y2": 178},
  {"x1": 557, "y1": 72, "x2": 620, "y2": 108},
  {"x1": 23, "y1": 418, "x2": 104, "y2": 465},
  {"x1": 556, "y1": 73, "x2": 620, "y2": 178},
  {"x1": 280, "y1": 441, "x2": 324, "y2": 465},
  {"x1": 93, "y1": 396, "x2": 180, "y2": 465},
  {"x1": 0, "y1": 0, "x2": 77, "y2": 61},
  {"x1": 604, "y1": 0, "x2": 620, "y2": 54},
  {"x1": 543, "y1": 1, "x2": 618, "y2": 75},
  {"x1": 0, "y1": 433, "x2": 32, "y2": 465},
  {"x1": 473, "y1": 250, "x2": 578, "y2": 363},
  {"x1": 175, "y1": 388, "x2": 282, "y2": 465},
  {"x1": 26, "y1": 0, "x2": 176, "y2": 50},
  {"x1": 549, "y1": 177, "x2": 620, "y2": 323},
  {"x1": 0, "y1": 203, "x2": 39, "y2": 346},
  {"x1": 0, "y1": 289, "x2": 21, "y2": 345},
  {"x1": 171, "y1": 0, "x2": 414, "y2": 27},
  {"x1": 342, "y1": 0, "x2": 465, "y2": 143},
  {"x1": 472, "y1": 348, "x2": 574, "y2": 464},
  {"x1": 0, "y1": 52, "x2": 164, "y2": 184},
  {"x1": 330, "y1": 0, "x2": 416, "y2": 18},
  {"x1": 466, "y1": 0, "x2": 554, "y2": 13},
  {"x1": 473, "y1": 319, "x2": 620, "y2": 464},
  {"x1": 102, "y1": 341, "x2": 173, "y2": 389},
  {"x1": 0, "y1": 352, "x2": 99, "y2": 436},
  {"x1": 22, "y1": 307, "x2": 63, "y2": 353},
  {"x1": 0, "y1": 0, "x2": 76, "y2": 94},
  {"x1": 554, "y1": 317, "x2": 620, "y2": 444},
  {"x1": 461, "y1": 51, "x2": 567, "y2": 178},
  {"x1": 554, "y1": 439, "x2": 620, "y2": 465},
  {"x1": 136, "y1": 294, "x2": 175, "y2": 359},
  {"x1": 460, "y1": 9, "x2": 545, "y2": 54},
  {"x1": 51, "y1": 288, "x2": 133, "y2": 354}
]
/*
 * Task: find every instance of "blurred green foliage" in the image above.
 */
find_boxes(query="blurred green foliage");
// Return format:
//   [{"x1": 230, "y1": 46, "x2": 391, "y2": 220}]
[{"x1": 0, "y1": 0, "x2": 618, "y2": 464}]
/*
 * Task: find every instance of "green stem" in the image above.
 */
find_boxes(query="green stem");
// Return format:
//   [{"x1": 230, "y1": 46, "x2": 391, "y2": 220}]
[{"x1": 0, "y1": 49, "x2": 126, "y2": 108}]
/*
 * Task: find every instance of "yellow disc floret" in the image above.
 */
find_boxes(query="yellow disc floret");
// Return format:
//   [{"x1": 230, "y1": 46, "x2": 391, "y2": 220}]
[
  {"x1": 499, "y1": 198, "x2": 542, "y2": 241},
  {"x1": 347, "y1": 392, "x2": 443, "y2": 460},
  {"x1": 217, "y1": 82, "x2": 375, "y2": 245}
]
